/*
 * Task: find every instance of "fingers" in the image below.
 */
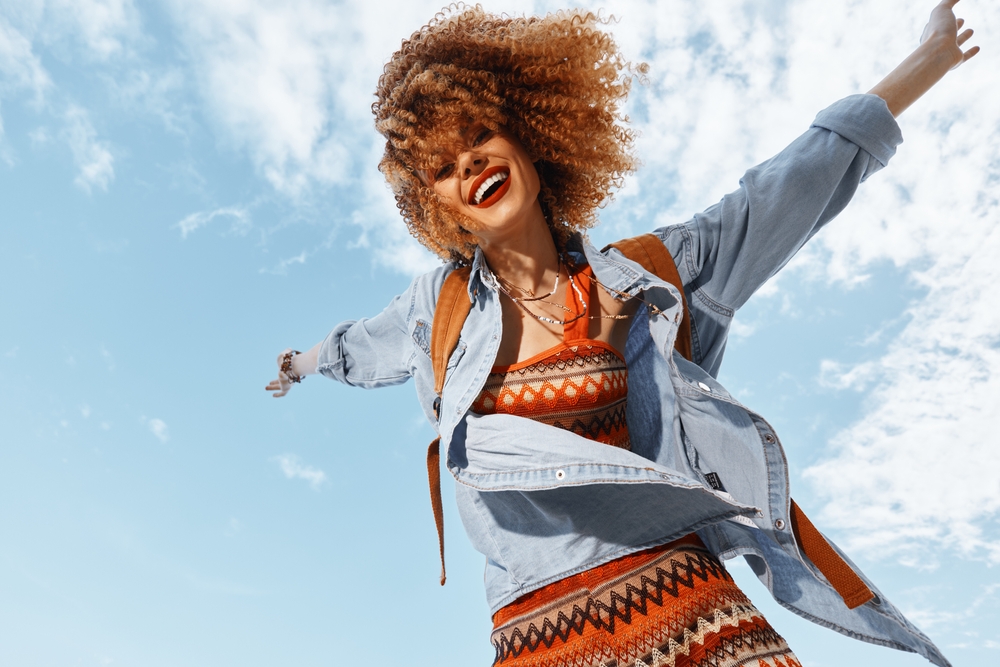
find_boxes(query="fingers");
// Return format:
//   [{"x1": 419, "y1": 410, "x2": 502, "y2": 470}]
[
  {"x1": 957, "y1": 28, "x2": 974, "y2": 46},
  {"x1": 963, "y1": 45, "x2": 981, "y2": 62},
  {"x1": 265, "y1": 375, "x2": 291, "y2": 397}
]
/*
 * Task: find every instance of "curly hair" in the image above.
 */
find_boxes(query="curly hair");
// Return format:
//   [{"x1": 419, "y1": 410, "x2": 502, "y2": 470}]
[{"x1": 373, "y1": 4, "x2": 645, "y2": 264}]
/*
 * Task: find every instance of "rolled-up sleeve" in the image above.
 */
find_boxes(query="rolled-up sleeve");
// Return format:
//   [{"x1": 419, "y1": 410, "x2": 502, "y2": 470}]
[
  {"x1": 671, "y1": 94, "x2": 902, "y2": 313},
  {"x1": 655, "y1": 94, "x2": 902, "y2": 374},
  {"x1": 316, "y1": 281, "x2": 416, "y2": 389}
]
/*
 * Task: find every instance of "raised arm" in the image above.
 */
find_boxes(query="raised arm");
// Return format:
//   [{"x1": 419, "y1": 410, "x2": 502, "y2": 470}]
[
  {"x1": 869, "y1": 0, "x2": 979, "y2": 117},
  {"x1": 655, "y1": 0, "x2": 979, "y2": 375}
]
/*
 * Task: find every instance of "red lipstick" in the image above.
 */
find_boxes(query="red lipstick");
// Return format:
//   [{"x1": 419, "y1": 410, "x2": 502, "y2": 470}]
[{"x1": 468, "y1": 166, "x2": 511, "y2": 208}]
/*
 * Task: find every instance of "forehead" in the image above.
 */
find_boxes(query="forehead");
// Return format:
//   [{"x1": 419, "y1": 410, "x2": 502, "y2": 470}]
[{"x1": 410, "y1": 117, "x2": 480, "y2": 167}]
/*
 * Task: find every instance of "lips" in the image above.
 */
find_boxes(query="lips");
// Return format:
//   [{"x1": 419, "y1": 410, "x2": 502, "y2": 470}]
[{"x1": 468, "y1": 166, "x2": 511, "y2": 208}]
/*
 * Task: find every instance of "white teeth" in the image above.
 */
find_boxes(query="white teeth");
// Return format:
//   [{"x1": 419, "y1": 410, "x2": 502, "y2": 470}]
[{"x1": 473, "y1": 171, "x2": 509, "y2": 205}]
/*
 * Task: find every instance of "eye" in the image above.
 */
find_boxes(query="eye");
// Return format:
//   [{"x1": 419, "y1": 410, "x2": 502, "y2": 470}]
[
  {"x1": 472, "y1": 127, "x2": 492, "y2": 146},
  {"x1": 434, "y1": 163, "x2": 454, "y2": 181}
]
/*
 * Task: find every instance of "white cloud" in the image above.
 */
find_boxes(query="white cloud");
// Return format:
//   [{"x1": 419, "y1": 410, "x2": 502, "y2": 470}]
[
  {"x1": 258, "y1": 251, "x2": 307, "y2": 276},
  {"x1": 272, "y1": 453, "x2": 326, "y2": 490},
  {"x1": 63, "y1": 104, "x2": 114, "y2": 192},
  {"x1": 903, "y1": 584, "x2": 1000, "y2": 631},
  {"x1": 148, "y1": 418, "x2": 169, "y2": 443},
  {"x1": 48, "y1": 0, "x2": 140, "y2": 60},
  {"x1": 176, "y1": 206, "x2": 250, "y2": 239},
  {"x1": 0, "y1": 15, "x2": 51, "y2": 103},
  {"x1": 165, "y1": 0, "x2": 475, "y2": 275},
  {"x1": 80, "y1": 404, "x2": 91, "y2": 418}
]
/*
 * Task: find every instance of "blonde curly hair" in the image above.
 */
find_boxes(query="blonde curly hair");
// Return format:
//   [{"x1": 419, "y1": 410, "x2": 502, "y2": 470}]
[{"x1": 373, "y1": 4, "x2": 645, "y2": 264}]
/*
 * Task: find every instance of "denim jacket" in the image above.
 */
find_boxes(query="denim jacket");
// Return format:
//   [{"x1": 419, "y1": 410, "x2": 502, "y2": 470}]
[{"x1": 318, "y1": 94, "x2": 948, "y2": 666}]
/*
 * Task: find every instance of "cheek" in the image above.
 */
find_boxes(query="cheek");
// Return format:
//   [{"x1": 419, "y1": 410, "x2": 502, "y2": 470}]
[{"x1": 432, "y1": 183, "x2": 463, "y2": 213}]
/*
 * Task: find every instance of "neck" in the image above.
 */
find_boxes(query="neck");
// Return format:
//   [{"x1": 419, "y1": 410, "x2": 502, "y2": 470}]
[{"x1": 478, "y1": 204, "x2": 559, "y2": 293}]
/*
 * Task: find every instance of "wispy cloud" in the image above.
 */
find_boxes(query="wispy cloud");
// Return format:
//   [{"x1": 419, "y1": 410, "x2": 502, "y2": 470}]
[
  {"x1": 47, "y1": 0, "x2": 141, "y2": 61},
  {"x1": 272, "y1": 453, "x2": 326, "y2": 490},
  {"x1": 258, "y1": 251, "x2": 307, "y2": 276},
  {"x1": 148, "y1": 418, "x2": 169, "y2": 443},
  {"x1": 175, "y1": 206, "x2": 250, "y2": 239},
  {"x1": 166, "y1": 0, "x2": 456, "y2": 275},
  {"x1": 63, "y1": 104, "x2": 114, "y2": 192},
  {"x1": 0, "y1": 16, "x2": 52, "y2": 104}
]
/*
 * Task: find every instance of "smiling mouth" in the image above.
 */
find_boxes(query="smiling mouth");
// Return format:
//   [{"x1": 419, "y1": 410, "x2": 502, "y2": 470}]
[{"x1": 469, "y1": 167, "x2": 511, "y2": 207}]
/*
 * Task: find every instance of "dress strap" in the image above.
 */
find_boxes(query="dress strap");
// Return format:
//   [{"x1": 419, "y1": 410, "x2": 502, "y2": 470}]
[{"x1": 563, "y1": 264, "x2": 596, "y2": 342}]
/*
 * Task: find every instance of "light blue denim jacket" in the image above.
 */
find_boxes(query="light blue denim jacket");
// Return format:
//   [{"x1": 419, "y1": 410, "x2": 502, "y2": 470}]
[{"x1": 318, "y1": 94, "x2": 948, "y2": 666}]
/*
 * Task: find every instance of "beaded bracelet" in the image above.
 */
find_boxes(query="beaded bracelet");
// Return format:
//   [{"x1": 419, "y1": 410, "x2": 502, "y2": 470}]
[{"x1": 280, "y1": 349, "x2": 304, "y2": 383}]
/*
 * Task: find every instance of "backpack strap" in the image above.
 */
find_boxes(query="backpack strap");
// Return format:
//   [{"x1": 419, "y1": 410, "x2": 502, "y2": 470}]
[
  {"x1": 789, "y1": 500, "x2": 875, "y2": 609},
  {"x1": 604, "y1": 233, "x2": 693, "y2": 361},
  {"x1": 426, "y1": 266, "x2": 472, "y2": 586}
]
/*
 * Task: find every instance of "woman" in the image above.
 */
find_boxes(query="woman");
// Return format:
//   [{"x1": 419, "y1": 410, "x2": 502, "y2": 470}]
[{"x1": 267, "y1": 2, "x2": 979, "y2": 665}]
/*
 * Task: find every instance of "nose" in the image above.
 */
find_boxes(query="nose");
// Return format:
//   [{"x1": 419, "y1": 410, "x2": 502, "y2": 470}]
[{"x1": 457, "y1": 150, "x2": 486, "y2": 179}]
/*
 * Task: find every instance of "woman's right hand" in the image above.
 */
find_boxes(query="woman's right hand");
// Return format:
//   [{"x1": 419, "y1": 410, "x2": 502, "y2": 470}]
[
  {"x1": 266, "y1": 348, "x2": 297, "y2": 398},
  {"x1": 265, "y1": 344, "x2": 321, "y2": 397}
]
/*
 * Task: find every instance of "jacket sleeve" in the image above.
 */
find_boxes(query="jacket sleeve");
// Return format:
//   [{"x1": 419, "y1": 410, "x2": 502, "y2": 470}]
[
  {"x1": 656, "y1": 93, "x2": 903, "y2": 374},
  {"x1": 315, "y1": 279, "x2": 417, "y2": 389}
]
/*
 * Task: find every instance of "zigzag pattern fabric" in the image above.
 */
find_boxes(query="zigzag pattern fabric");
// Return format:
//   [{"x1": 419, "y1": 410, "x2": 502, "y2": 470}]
[
  {"x1": 472, "y1": 342, "x2": 631, "y2": 450},
  {"x1": 490, "y1": 539, "x2": 801, "y2": 667}
]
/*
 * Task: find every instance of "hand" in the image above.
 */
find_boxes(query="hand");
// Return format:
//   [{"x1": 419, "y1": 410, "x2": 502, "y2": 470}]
[
  {"x1": 265, "y1": 348, "x2": 297, "y2": 398},
  {"x1": 920, "y1": 0, "x2": 980, "y2": 69}
]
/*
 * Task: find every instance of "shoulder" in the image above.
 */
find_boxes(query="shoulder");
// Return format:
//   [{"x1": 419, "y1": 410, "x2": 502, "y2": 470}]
[{"x1": 403, "y1": 262, "x2": 470, "y2": 319}]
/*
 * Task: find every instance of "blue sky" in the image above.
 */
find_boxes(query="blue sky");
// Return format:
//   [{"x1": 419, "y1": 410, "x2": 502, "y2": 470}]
[{"x1": 1, "y1": 1, "x2": 998, "y2": 665}]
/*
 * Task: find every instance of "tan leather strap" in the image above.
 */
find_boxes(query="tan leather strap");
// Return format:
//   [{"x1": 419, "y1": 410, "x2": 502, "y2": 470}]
[
  {"x1": 605, "y1": 233, "x2": 693, "y2": 361},
  {"x1": 425, "y1": 266, "x2": 472, "y2": 586},
  {"x1": 431, "y1": 266, "x2": 473, "y2": 396},
  {"x1": 426, "y1": 437, "x2": 446, "y2": 585},
  {"x1": 790, "y1": 499, "x2": 874, "y2": 609}
]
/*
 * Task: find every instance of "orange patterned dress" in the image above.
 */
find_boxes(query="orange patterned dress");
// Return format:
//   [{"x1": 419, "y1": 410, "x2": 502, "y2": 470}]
[{"x1": 474, "y1": 264, "x2": 801, "y2": 667}]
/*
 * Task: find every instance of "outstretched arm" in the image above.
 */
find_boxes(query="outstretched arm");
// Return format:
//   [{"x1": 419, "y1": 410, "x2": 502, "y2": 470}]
[{"x1": 868, "y1": 0, "x2": 980, "y2": 117}]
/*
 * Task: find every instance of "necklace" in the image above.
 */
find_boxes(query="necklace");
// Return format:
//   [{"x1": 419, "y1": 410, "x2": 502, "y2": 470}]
[
  {"x1": 495, "y1": 263, "x2": 561, "y2": 302},
  {"x1": 493, "y1": 264, "x2": 589, "y2": 326},
  {"x1": 493, "y1": 261, "x2": 658, "y2": 325}
]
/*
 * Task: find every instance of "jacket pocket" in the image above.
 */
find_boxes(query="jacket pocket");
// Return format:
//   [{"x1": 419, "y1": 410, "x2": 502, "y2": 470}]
[{"x1": 412, "y1": 319, "x2": 467, "y2": 370}]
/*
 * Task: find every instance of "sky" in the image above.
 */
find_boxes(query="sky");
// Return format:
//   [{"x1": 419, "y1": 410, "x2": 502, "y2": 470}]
[{"x1": 1, "y1": 0, "x2": 998, "y2": 665}]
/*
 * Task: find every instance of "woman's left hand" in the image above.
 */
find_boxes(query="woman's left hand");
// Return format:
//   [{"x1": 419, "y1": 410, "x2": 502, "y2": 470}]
[{"x1": 920, "y1": 0, "x2": 980, "y2": 69}]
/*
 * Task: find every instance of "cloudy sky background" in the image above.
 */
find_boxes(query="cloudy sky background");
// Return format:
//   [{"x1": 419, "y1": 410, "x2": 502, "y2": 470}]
[{"x1": 1, "y1": 0, "x2": 997, "y2": 665}]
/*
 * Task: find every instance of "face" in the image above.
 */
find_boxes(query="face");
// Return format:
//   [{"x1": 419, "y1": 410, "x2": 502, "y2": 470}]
[{"x1": 417, "y1": 122, "x2": 542, "y2": 245}]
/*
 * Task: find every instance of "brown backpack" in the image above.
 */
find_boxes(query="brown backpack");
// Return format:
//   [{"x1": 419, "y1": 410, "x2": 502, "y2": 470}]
[{"x1": 424, "y1": 233, "x2": 873, "y2": 609}]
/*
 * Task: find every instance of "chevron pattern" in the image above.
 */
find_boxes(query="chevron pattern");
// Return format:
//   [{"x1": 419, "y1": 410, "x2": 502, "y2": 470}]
[
  {"x1": 491, "y1": 541, "x2": 800, "y2": 667},
  {"x1": 473, "y1": 343, "x2": 631, "y2": 450}
]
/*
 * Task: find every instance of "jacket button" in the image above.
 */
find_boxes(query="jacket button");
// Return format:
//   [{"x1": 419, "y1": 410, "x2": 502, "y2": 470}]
[
  {"x1": 774, "y1": 519, "x2": 786, "y2": 531},
  {"x1": 697, "y1": 382, "x2": 712, "y2": 392},
  {"x1": 764, "y1": 434, "x2": 775, "y2": 444},
  {"x1": 556, "y1": 469, "x2": 566, "y2": 480}
]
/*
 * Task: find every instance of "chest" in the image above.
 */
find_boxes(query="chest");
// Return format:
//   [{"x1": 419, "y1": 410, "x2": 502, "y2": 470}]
[{"x1": 494, "y1": 265, "x2": 641, "y2": 367}]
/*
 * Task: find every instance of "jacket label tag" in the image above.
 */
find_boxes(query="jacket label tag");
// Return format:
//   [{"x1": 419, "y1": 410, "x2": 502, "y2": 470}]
[{"x1": 705, "y1": 472, "x2": 726, "y2": 492}]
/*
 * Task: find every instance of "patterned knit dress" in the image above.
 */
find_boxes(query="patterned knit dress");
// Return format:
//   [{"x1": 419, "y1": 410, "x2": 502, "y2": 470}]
[{"x1": 472, "y1": 264, "x2": 802, "y2": 667}]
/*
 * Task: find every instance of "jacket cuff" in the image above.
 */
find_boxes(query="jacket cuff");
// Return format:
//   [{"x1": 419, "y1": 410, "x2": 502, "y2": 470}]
[{"x1": 811, "y1": 93, "x2": 903, "y2": 169}]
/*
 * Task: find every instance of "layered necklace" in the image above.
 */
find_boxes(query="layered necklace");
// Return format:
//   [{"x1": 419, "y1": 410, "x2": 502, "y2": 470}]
[{"x1": 491, "y1": 258, "x2": 631, "y2": 325}]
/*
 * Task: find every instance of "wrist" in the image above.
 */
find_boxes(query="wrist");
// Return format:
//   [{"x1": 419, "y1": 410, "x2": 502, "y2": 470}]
[
  {"x1": 281, "y1": 349, "x2": 305, "y2": 383},
  {"x1": 917, "y1": 34, "x2": 963, "y2": 71}
]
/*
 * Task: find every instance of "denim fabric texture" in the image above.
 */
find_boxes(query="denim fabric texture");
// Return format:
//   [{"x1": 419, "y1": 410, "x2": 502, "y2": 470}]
[{"x1": 317, "y1": 94, "x2": 949, "y2": 666}]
